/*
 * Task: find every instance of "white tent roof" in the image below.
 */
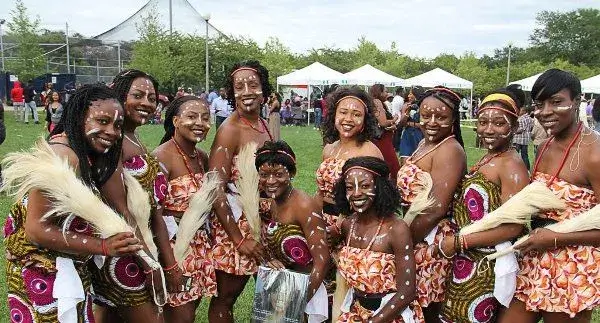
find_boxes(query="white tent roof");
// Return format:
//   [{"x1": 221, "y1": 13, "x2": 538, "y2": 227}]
[
  {"x1": 509, "y1": 73, "x2": 543, "y2": 92},
  {"x1": 344, "y1": 64, "x2": 403, "y2": 86},
  {"x1": 403, "y1": 68, "x2": 473, "y2": 89},
  {"x1": 276, "y1": 62, "x2": 346, "y2": 86},
  {"x1": 582, "y1": 74, "x2": 600, "y2": 94}
]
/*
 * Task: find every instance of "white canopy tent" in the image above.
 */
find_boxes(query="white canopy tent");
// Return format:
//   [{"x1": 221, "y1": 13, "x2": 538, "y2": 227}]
[
  {"x1": 344, "y1": 64, "x2": 404, "y2": 86},
  {"x1": 582, "y1": 74, "x2": 600, "y2": 94},
  {"x1": 403, "y1": 68, "x2": 474, "y2": 108},
  {"x1": 509, "y1": 73, "x2": 543, "y2": 92},
  {"x1": 277, "y1": 62, "x2": 346, "y2": 124}
]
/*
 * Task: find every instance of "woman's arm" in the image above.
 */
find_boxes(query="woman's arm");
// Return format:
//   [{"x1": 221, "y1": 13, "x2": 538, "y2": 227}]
[
  {"x1": 410, "y1": 142, "x2": 466, "y2": 242},
  {"x1": 373, "y1": 100, "x2": 396, "y2": 128},
  {"x1": 209, "y1": 125, "x2": 263, "y2": 259},
  {"x1": 297, "y1": 200, "x2": 330, "y2": 300},
  {"x1": 370, "y1": 220, "x2": 416, "y2": 323}
]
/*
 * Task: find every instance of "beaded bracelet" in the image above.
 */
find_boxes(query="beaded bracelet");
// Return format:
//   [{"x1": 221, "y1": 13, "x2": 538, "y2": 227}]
[
  {"x1": 235, "y1": 236, "x2": 246, "y2": 250},
  {"x1": 438, "y1": 237, "x2": 454, "y2": 259},
  {"x1": 101, "y1": 239, "x2": 109, "y2": 256},
  {"x1": 163, "y1": 262, "x2": 179, "y2": 272}
]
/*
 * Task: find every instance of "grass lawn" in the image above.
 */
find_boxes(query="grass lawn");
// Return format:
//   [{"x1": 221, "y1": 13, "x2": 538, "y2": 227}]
[{"x1": 0, "y1": 111, "x2": 597, "y2": 322}]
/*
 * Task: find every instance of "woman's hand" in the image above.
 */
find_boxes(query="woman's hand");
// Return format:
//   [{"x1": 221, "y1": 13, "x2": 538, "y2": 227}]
[
  {"x1": 104, "y1": 232, "x2": 143, "y2": 257},
  {"x1": 164, "y1": 266, "x2": 185, "y2": 293},
  {"x1": 326, "y1": 224, "x2": 342, "y2": 245},
  {"x1": 266, "y1": 258, "x2": 286, "y2": 270},
  {"x1": 438, "y1": 235, "x2": 456, "y2": 258},
  {"x1": 514, "y1": 228, "x2": 558, "y2": 254},
  {"x1": 237, "y1": 237, "x2": 265, "y2": 260}
]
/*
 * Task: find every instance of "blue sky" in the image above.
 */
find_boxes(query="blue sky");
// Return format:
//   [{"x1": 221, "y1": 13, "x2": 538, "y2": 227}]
[{"x1": 2, "y1": 0, "x2": 600, "y2": 58}]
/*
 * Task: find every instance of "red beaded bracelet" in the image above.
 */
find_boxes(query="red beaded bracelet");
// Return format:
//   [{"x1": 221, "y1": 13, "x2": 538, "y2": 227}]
[
  {"x1": 163, "y1": 262, "x2": 179, "y2": 272},
  {"x1": 143, "y1": 269, "x2": 153, "y2": 275},
  {"x1": 235, "y1": 236, "x2": 246, "y2": 250},
  {"x1": 101, "y1": 239, "x2": 109, "y2": 256}
]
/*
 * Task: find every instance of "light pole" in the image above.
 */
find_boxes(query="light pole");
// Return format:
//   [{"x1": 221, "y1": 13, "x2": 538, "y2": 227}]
[
  {"x1": 0, "y1": 19, "x2": 6, "y2": 71},
  {"x1": 202, "y1": 14, "x2": 211, "y2": 95},
  {"x1": 506, "y1": 43, "x2": 513, "y2": 86}
]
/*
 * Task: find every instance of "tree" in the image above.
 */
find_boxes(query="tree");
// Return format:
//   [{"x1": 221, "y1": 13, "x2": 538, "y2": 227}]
[
  {"x1": 6, "y1": 0, "x2": 45, "y2": 81},
  {"x1": 530, "y1": 9, "x2": 600, "y2": 67}
]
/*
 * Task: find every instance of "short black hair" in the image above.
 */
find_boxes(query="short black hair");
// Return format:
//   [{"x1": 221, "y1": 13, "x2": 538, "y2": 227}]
[
  {"x1": 592, "y1": 99, "x2": 600, "y2": 123},
  {"x1": 160, "y1": 95, "x2": 208, "y2": 145},
  {"x1": 50, "y1": 85, "x2": 122, "y2": 187},
  {"x1": 321, "y1": 86, "x2": 377, "y2": 145},
  {"x1": 505, "y1": 84, "x2": 526, "y2": 109},
  {"x1": 531, "y1": 68, "x2": 581, "y2": 102},
  {"x1": 226, "y1": 60, "x2": 272, "y2": 108},
  {"x1": 334, "y1": 156, "x2": 400, "y2": 218},
  {"x1": 255, "y1": 140, "x2": 296, "y2": 175},
  {"x1": 418, "y1": 86, "x2": 464, "y2": 147}
]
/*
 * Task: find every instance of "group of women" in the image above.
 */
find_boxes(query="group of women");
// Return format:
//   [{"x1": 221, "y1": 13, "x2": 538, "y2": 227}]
[{"x1": 2, "y1": 62, "x2": 600, "y2": 323}]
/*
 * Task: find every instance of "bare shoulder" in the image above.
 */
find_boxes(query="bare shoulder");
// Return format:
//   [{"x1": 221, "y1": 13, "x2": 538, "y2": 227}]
[
  {"x1": 584, "y1": 131, "x2": 600, "y2": 171},
  {"x1": 49, "y1": 141, "x2": 79, "y2": 170},
  {"x1": 323, "y1": 142, "x2": 337, "y2": 159},
  {"x1": 437, "y1": 138, "x2": 466, "y2": 160},
  {"x1": 210, "y1": 121, "x2": 240, "y2": 154},
  {"x1": 362, "y1": 141, "x2": 384, "y2": 159}
]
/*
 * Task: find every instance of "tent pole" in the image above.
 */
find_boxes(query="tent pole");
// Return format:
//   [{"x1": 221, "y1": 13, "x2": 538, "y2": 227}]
[
  {"x1": 470, "y1": 87, "x2": 473, "y2": 118},
  {"x1": 307, "y1": 84, "x2": 311, "y2": 126}
]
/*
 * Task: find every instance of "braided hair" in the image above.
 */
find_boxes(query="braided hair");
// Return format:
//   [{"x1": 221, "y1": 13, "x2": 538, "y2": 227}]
[
  {"x1": 226, "y1": 60, "x2": 272, "y2": 108},
  {"x1": 160, "y1": 95, "x2": 208, "y2": 145},
  {"x1": 334, "y1": 156, "x2": 400, "y2": 218},
  {"x1": 50, "y1": 84, "x2": 122, "y2": 187},
  {"x1": 110, "y1": 69, "x2": 159, "y2": 106},
  {"x1": 322, "y1": 86, "x2": 377, "y2": 145},
  {"x1": 254, "y1": 140, "x2": 296, "y2": 175},
  {"x1": 418, "y1": 86, "x2": 464, "y2": 147}
]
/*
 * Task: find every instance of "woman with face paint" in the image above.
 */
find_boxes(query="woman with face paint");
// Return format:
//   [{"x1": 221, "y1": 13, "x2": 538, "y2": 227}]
[
  {"x1": 396, "y1": 86, "x2": 466, "y2": 322},
  {"x1": 439, "y1": 89, "x2": 528, "y2": 322},
  {"x1": 255, "y1": 140, "x2": 330, "y2": 319},
  {"x1": 369, "y1": 84, "x2": 401, "y2": 183},
  {"x1": 207, "y1": 60, "x2": 273, "y2": 322},
  {"x1": 333, "y1": 156, "x2": 423, "y2": 322},
  {"x1": 500, "y1": 69, "x2": 600, "y2": 323},
  {"x1": 316, "y1": 87, "x2": 383, "y2": 240},
  {"x1": 3, "y1": 85, "x2": 143, "y2": 322},
  {"x1": 150, "y1": 95, "x2": 215, "y2": 322},
  {"x1": 91, "y1": 69, "x2": 174, "y2": 323}
]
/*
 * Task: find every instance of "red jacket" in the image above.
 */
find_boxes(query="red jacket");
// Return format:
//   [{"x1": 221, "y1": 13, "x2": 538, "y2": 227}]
[{"x1": 11, "y1": 81, "x2": 24, "y2": 103}]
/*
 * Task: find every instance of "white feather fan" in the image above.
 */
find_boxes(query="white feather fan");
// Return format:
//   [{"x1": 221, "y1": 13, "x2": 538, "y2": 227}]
[
  {"x1": 403, "y1": 171, "x2": 435, "y2": 225},
  {"x1": 235, "y1": 142, "x2": 261, "y2": 241}
]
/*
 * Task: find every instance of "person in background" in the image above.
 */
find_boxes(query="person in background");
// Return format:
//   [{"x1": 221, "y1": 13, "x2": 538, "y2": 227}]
[
  {"x1": 10, "y1": 81, "x2": 24, "y2": 122},
  {"x1": 530, "y1": 117, "x2": 548, "y2": 159},
  {"x1": 281, "y1": 98, "x2": 292, "y2": 125},
  {"x1": 0, "y1": 101, "x2": 4, "y2": 183},
  {"x1": 23, "y1": 81, "x2": 39, "y2": 125},
  {"x1": 314, "y1": 95, "x2": 323, "y2": 129},
  {"x1": 512, "y1": 106, "x2": 534, "y2": 170},
  {"x1": 44, "y1": 91, "x2": 63, "y2": 133},
  {"x1": 176, "y1": 87, "x2": 185, "y2": 98},
  {"x1": 398, "y1": 86, "x2": 425, "y2": 164},
  {"x1": 268, "y1": 92, "x2": 281, "y2": 141},
  {"x1": 593, "y1": 98, "x2": 600, "y2": 133},
  {"x1": 208, "y1": 89, "x2": 219, "y2": 105},
  {"x1": 579, "y1": 94, "x2": 589, "y2": 126},
  {"x1": 459, "y1": 96, "x2": 470, "y2": 120},
  {"x1": 210, "y1": 88, "x2": 231, "y2": 129},
  {"x1": 391, "y1": 87, "x2": 405, "y2": 117},
  {"x1": 369, "y1": 84, "x2": 400, "y2": 182}
]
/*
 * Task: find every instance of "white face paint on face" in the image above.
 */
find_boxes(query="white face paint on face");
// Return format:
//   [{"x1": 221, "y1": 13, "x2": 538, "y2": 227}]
[{"x1": 345, "y1": 169, "x2": 375, "y2": 213}]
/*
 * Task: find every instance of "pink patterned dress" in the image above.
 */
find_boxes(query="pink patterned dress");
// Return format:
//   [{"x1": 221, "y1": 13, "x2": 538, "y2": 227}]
[
  {"x1": 397, "y1": 161, "x2": 455, "y2": 307},
  {"x1": 315, "y1": 157, "x2": 346, "y2": 227},
  {"x1": 515, "y1": 172, "x2": 599, "y2": 317},
  {"x1": 163, "y1": 173, "x2": 217, "y2": 306},
  {"x1": 210, "y1": 155, "x2": 258, "y2": 275}
]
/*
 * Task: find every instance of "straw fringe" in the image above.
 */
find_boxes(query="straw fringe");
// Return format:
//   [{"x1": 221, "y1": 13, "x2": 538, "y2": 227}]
[
  {"x1": 235, "y1": 142, "x2": 261, "y2": 241},
  {"x1": 460, "y1": 182, "x2": 566, "y2": 235},
  {"x1": 332, "y1": 271, "x2": 349, "y2": 320},
  {"x1": 173, "y1": 172, "x2": 220, "y2": 264},
  {"x1": 123, "y1": 171, "x2": 158, "y2": 260},
  {"x1": 403, "y1": 171, "x2": 435, "y2": 225}
]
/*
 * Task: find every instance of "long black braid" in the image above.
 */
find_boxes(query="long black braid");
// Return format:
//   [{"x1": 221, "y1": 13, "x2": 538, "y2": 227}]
[
  {"x1": 334, "y1": 156, "x2": 400, "y2": 218},
  {"x1": 110, "y1": 69, "x2": 159, "y2": 106},
  {"x1": 160, "y1": 95, "x2": 208, "y2": 145},
  {"x1": 418, "y1": 86, "x2": 464, "y2": 147},
  {"x1": 50, "y1": 85, "x2": 122, "y2": 188}
]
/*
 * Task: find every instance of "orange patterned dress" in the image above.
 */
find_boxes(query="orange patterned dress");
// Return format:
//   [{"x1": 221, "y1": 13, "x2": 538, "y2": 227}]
[
  {"x1": 211, "y1": 155, "x2": 258, "y2": 275},
  {"x1": 315, "y1": 157, "x2": 346, "y2": 227},
  {"x1": 515, "y1": 172, "x2": 599, "y2": 317},
  {"x1": 397, "y1": 161, "x2": 455, "y2": 307},
  {"x1": 337, "y1": 220, "x2": 424, "y2": 322},
  {"x1": 163, "y1": 173, "x2": 217, "y2": 306}
]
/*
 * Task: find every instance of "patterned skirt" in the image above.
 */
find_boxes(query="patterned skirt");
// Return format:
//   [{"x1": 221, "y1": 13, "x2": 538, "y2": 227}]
[
  {"x1": 337, "y1": 299, "x2": 424, "y2": 323},
  {"x1": 89, "y1": 255, "x2": 152, "y2": 307},
  {"x1": 167, "y1": 229, "x2": 217, "y2": 306},
  {"x1": 210, "y1": 214, "x2": 258, "y2": 276},
  {"x1": 7, "y1": 260, "x2": 95, "y2": 323},
  {"x1": 515, "y1": 245, "x2": 600, "y2": 317},
  {"x1": 414, "y1": 219, "x2": 455, "y2": 307}
]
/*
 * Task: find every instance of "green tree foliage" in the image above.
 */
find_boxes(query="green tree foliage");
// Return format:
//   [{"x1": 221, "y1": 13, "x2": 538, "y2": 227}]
[
  {"x1": 5, "y1": 0, "x2": 45, "y2": 81},
  {"x1": 530, "y1": 9, "x2": 600, "y2": 66}
]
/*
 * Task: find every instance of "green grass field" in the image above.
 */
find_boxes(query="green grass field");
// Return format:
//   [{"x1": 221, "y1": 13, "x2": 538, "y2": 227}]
[{"x1": 0, "y1": 111, "x2": 597, "y2": 322}]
